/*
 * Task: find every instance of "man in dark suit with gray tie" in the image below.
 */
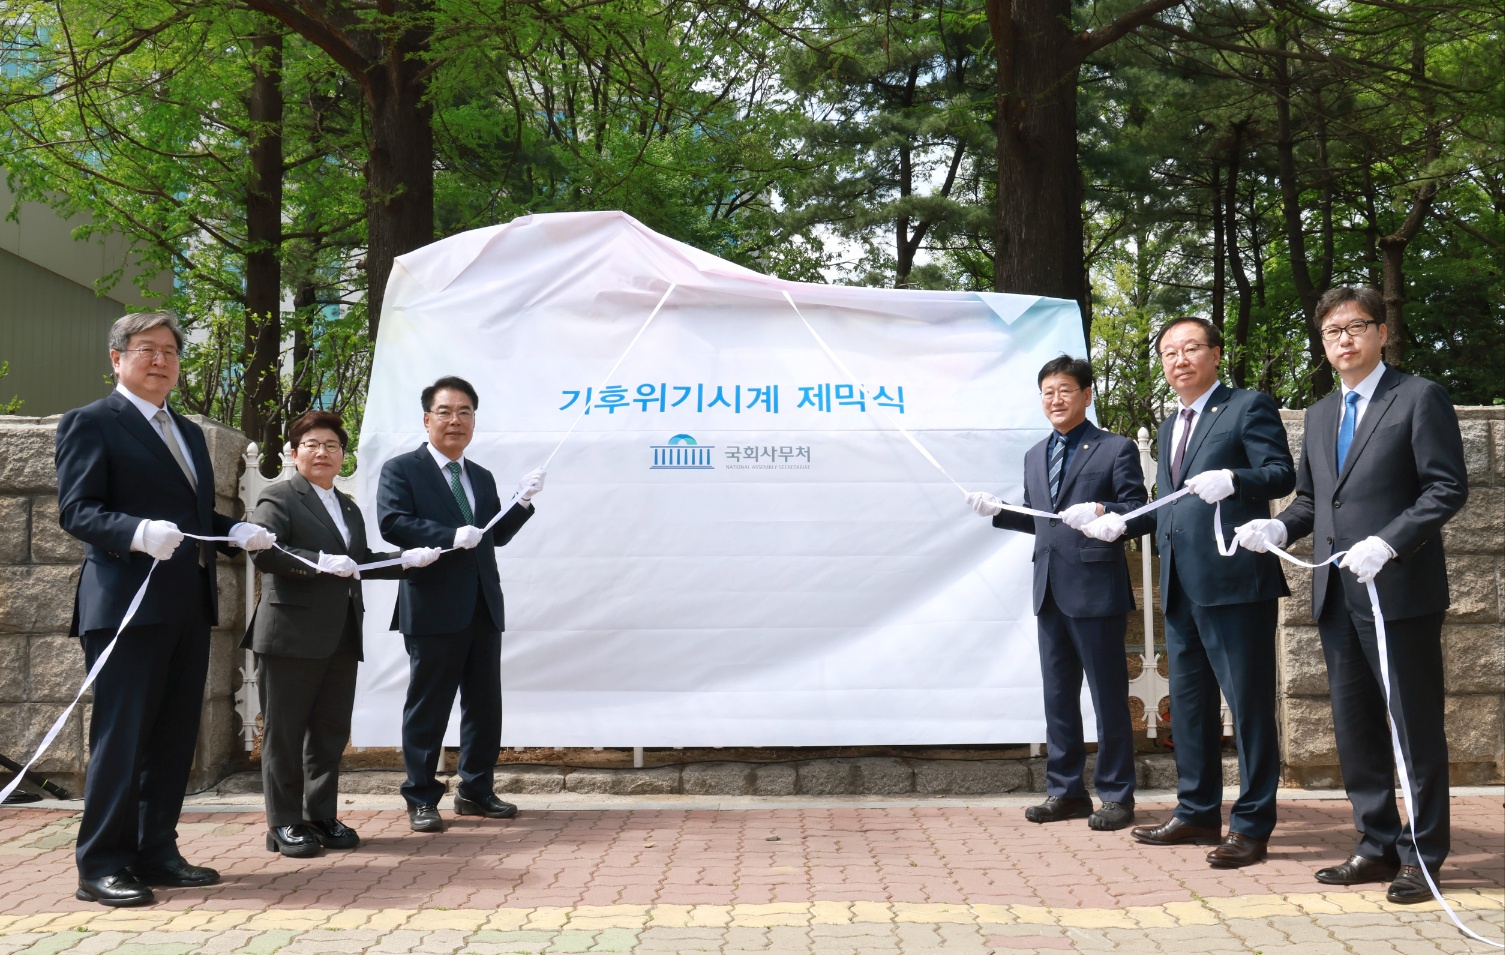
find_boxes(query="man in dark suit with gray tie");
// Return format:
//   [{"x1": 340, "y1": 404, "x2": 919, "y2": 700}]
[
  {"x1": 55, "y1": 311, "x2": 275, "y2": 906},
  {"x1": 1095, "y1": 317, "x2": 1294, "y2": 869},
  {"x1": 966, "y1": 356, "x2": 1147, "y2": 831},
  {"x1": 1234, "y1": 287, "x2": 1466, "y2": 903},
  {"x1": 377, "y1": 376, "x2": 544, "y2": 832}
]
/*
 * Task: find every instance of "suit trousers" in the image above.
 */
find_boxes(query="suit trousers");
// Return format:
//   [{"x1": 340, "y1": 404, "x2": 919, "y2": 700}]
[
  {"x1": 400, "y1": 603, "x2": 502, "y2": 808},
  {"x1": 1163, "y1": 575, "x2": 1279, "y2": 839},
  {"x1": 256, "y1": 614, "x2": 361, "y2": 827},
  {"x1": 1036, "y1": 593, "x2": 1135, "y2": 804},
  {"x1": 1318, "y1": 573, "x2": 1449, "y2": 870},
  {"x1": 75, "y1": 579, "x2": 210, "y2": 879}
]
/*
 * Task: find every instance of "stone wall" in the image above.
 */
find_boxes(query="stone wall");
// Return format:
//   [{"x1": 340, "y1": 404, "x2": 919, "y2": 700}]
[
  {"x1": 0, "y1": 414, "x2": 249, "y2": 795},
  {"x1": 1277, "y1": 406, "x2": 1504, "y2": 786}
]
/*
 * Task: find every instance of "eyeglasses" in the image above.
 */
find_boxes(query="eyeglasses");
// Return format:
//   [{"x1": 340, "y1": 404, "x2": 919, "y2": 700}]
[
  {"x1": 1040, "y1": 387, "x2": 1081, "y2": 401},
  {"x1": 123, "y1": 346, "x2": 180, "y2": 361},
  {"x1": 429, "y1": 409, "x2": 475, "y2": 422},
  {"x1": 1320, "y1": 319, "x2": 1378, "y2": 341},
  {"x1": 297, "y1": 440, "x2": 344, "y2": 455},
  {"x1": 1159, "y1": 342, "x2": 1213, "y2": 363}
]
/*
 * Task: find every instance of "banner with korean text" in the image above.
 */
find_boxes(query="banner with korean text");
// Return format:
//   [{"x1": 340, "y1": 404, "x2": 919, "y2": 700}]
[{"x1": 352, "y1": 211, "x2": 1089, "y2": 746}]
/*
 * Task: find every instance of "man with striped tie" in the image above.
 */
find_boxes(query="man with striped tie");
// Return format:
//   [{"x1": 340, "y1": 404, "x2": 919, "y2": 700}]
[
  {"x1": 377, "y1": 376, "x2": 544, "y2": 832},
  {"x1": 966, "y1": 356, "x2": 1147, "y2": 830}
]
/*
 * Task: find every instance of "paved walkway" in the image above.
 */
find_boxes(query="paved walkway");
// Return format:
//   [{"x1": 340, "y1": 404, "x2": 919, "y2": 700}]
[{"x1": 0, "y1": 790, "x2": 1500, "y2": 954}]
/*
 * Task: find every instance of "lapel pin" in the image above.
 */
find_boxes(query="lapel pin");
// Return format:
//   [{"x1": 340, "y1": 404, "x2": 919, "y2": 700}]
[{"x1": 1210, "y1": 406, "x2": 1219, "y2": 413}]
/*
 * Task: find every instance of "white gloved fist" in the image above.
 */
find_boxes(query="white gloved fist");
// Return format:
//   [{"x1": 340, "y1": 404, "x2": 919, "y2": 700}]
[
  {"x1": 316, "y1": 551, "x2": 359, "y2": 578},
  {"x1": 1234, "y1": 519, "x2": 1288, "y2": 554},
  {"x1": 453, "y1": 525, "x2": 484, "y2": 550},
  {"x1": 1185, "y1": 469, "x2": 1237, "y2": 503},
  {"x1": 230, "y1": 521, "x2": 276, "y2": 551},
  {"x1": 401, "y1": 547, "x2": 443, "y2": 569},
  {"x1": 1060, "y1": 502, "x2": 1102, "y2": 530},
  {"x1": 964, "y1": 490, "x2": 1004, "y2": 517},
  {"x1": 518, "y1": 467, "x2": 546, "y2": 503},
  {"x1": 1339, "y1": 535, "x2": 1395, "y2": 584},
  {"x1": 138, "y1": 520, "x2": 184, "y2": 561},
  {"x1": 1081, "y1": 513, "x2": 1128, "y2": 543}
]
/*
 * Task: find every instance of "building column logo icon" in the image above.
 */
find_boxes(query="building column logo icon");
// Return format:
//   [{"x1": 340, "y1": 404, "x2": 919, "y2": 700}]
[{"x1": 651, "y1": 434, "x2": 715, "y2": 469}]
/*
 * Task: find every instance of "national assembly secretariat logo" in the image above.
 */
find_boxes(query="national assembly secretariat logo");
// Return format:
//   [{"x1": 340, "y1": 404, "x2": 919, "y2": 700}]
[
  {"x1": 650, "y1": 434, "x2": 715, "y2": 470},
  {"x1": 649, "y1": 435, "x2": 813, "y2": 471}
]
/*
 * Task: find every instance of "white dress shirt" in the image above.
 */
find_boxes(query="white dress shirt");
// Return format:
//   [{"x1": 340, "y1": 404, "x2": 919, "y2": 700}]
[
  {"x1": 1337, "y1": 362, "x2": 1387, "y2": 436},
  {"x1": 116, "y1": 382, "x2": 199, "y2": 485},
  {"x1": 311, "y1": 482, "x2": 352, "y2": 549},
  {"x1": 426, "y1": 443, "x2": 476, "y2": 515},
  {"x1": 1170, "y1": 381, "x2": 1223, "y2": 455}
]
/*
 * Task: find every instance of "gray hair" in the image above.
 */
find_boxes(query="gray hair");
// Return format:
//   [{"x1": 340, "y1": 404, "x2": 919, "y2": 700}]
[{"x1": 109, "y1": 311, "x2": 184, "y2": 353}]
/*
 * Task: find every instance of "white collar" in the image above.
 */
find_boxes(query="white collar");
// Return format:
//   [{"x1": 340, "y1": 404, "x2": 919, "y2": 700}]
[
  {"x1": 115, "y1": 382, "x2": 168, "y2": 420},
  {"x1": 1340, "y1": 363, "x2": 1386, "y2": 403},
  {"x1": 426, "y1": 442, "x2": 465, "y2": 472},
  {"x1": 1179, "y1": 381, "x2": 1222, "y2": 417},
  {"x1": 310, "y1": 481, "x2": 339, "y2": 502}
]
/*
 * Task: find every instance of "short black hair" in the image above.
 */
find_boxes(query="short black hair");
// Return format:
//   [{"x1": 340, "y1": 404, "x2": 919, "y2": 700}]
[
  {"x1": 288, "y1": 410, "x2": 348, "y2": 450},
  {"x1": 1315, "y1": 286, "x2": 1385, "y2": 327},
  {"x1": 1037, "y1": 355, "x2": 1094, "y2": 390},
  {"x1": 422, "y1": 375, "x2": 479, "y2": 412},
  {"x1": 1153, "y1": 316, "x2": 1224, "y2": 354}
]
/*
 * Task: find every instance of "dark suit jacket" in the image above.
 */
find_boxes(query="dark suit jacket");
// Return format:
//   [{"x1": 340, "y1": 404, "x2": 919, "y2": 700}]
[
  {"x1": 1276, "y1": 367, "x2": 1467, "y2": 620},
  {"x1": 1126, "y1": 384, "x2": 1295, "y2": 606},
  {"x1": 377, "y1": 444, "x2": 534, "y2": 635},
  {"x1": 55, "y1": 390, "x2": 238, "y2": 635},
  {"x1": 993, "y1": 423, "x2": 1148, "y2": 618},
  {"x1": 242, "y1": 473, "x2": 404, "y2": 660}
]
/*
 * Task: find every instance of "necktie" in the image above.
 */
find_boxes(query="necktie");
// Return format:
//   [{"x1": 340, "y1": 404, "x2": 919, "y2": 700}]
[
  {"x1": 1170, "y1": 407, "x2": 1195, "y2": 486},
  {"x1": 1047, "y1": 434, "x2": 1066, "y2": 507},
  {"x1": 153, "y1": 409, "x2": 196, "y2": 491},
  {"x1": 1337, "y1": 390, "x2": 1360, "y2": 475},
  {"x1": 446, "y1": 461, "x2": 474, "y2": 524}
]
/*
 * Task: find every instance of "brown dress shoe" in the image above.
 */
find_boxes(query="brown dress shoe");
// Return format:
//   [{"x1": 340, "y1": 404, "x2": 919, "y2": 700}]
[
  {"x1": 1131, "y1": 817, "x2": 1222, "y2": 846},
  {"x1": 1386, "y1": 866, "x2": 1432, "y2": 905},
  {"x1": 1315, "y1": 853, "x2": 1400, "y2": 886},
  {"x1": 1206, "y1": 832, "x2": 1268, "y2": 869}
]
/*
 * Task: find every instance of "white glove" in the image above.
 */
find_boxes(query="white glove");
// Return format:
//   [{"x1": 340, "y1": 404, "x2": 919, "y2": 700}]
[
  {"x1": 518, "y1": 467, "x2": 546, "y2": 503},
  {"x1": 453, "y1": 525, "x2": 484, "y2": 550},
  {"x1": 401, "y1": 547, "x2": 443, "y2": 569},
  {"x1": 1060, "y1": 502, "x2": 1102, "y2": 530},
  {"x1": 964, "y1": 491, "x2": 1004, "y2": 517},
  {"x1": 230, "y1": 521, "x2": 276, "y2": 551},
  {"x1": 1339, "y1": 535, "x2": 1395, "y2": 584},
  {"x1": 136, "y1": 520, "x2": 184, "y2": 561},
  {"x1": 1081, "y1": 513, "x2": 1128, "y2": 543},
  {"x1": 316, "y1": 551, "x2": 359, "y2": 578},
  {"x1": 1233, "y1": 519, "x2": 1288, "y2": 554},
  {"x1": 1185, "y1": 469, "x2": 1236, "y2": 503}
]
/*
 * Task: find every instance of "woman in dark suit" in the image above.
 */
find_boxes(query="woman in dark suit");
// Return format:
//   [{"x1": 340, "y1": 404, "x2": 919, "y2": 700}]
[{"x1": 244, "y1": 411, "x2": 440, "y2": 856}]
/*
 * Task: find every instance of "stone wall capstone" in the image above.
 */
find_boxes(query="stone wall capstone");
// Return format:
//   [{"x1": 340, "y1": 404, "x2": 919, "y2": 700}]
[{"x1": 0, "y1": 413, "x2": 249, "y2": 795}]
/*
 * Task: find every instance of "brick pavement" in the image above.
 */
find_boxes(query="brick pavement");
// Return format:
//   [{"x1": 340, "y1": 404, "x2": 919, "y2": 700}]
[{"x1": 0, "y1": 791, "x2": 1500, "y2": 954}]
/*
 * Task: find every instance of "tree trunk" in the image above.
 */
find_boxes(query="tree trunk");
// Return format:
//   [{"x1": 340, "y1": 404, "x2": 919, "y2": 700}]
[
  {"x1": 243, "y1": 28, "x2": 284, "y2": 476},
  {"x1": 1211, "y1": 162, "x2": 1225, "y2": 330},
  {"x1": 363, "y1": 52, "x2": 434, "y2": 339},
  {"x1": 988, "y1": 0, "x2": 1088, "y2": 336},
  {"x1": 1224, "y1": 122, "x2": 1254, "y2": 390},
  {"x1": 288, "y1": 279, "x2": 317, "y2": 419}
]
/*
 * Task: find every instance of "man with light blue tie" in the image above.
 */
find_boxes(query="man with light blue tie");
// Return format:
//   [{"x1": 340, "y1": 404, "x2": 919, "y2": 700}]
[{"x1": 1235, "y1": 287, "x2": 1466, "y2": 903}]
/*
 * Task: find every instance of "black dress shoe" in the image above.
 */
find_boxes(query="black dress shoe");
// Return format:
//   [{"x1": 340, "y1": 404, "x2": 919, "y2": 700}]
[
  {"x1": 129, "y1": 857, "x2": 220, "y2": 887},
  {"x1": 408, "y1": 803, "x2": 444, "y2": 832},
  {"x1": 1315, "y1": 853, "x2": 1400, "y2": 886},
  {"x1": 265, "y1": 824, "x2": 323, "y2": 858},
  {"x1": 1131, "y1": 816, "x2": 1222, "y2": 846},
  {"x1": 453, "y1": 792, "x2": 518, "y2": 819},
  {"x1": 1387, "y1": 865, "x2": 1433, "y2": 904},
  {"x1": 1024, "y1": 795, "x2": 1093, "y2": 824},
  {"x1": 1089, "y1": 801, "x2": 1136, "y2": 831},
  {"x1": 305, "y1": 818, "x2": 360, "y2": 850},
  {"x1": 76, "y1": 870, "x2": 154, "y2": 907},
  {"x1": 1207, "y1": 831, "x2": 1268, "y2": 869}
]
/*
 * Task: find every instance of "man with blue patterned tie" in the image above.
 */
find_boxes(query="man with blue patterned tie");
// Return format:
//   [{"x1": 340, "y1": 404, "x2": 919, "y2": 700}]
[
  {"x1": 1235, "y1": 287, "x2": 1466, "y2": 903},
  {"x1": 377, "y1": 376, "x2": 544, "y2": 832}
]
